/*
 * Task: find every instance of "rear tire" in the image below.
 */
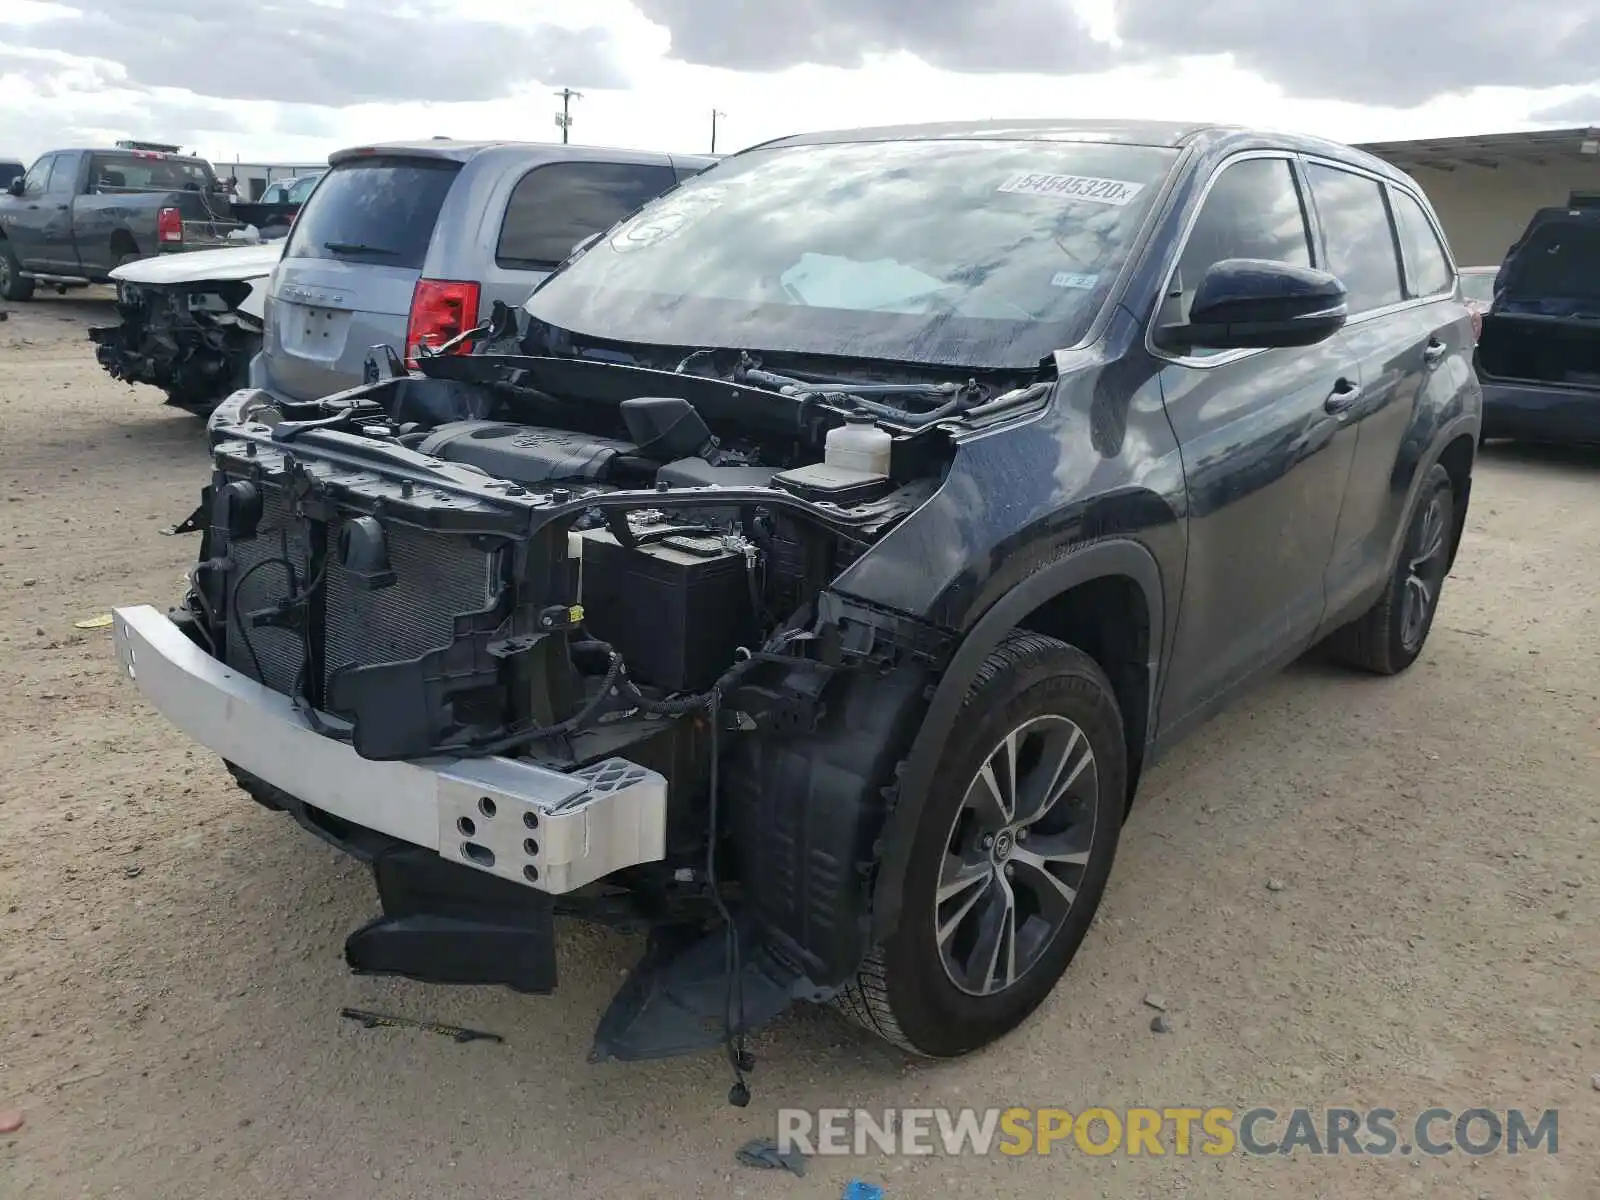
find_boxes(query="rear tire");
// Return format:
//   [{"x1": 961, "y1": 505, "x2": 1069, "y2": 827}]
[
  {"x1": 1325, "y1": 463, "x2": 1454, "y2": 675},
  {"x1": 836, "y1": 632, "x2": 1126, "y2": 1057},
  {"x1": 0, "y1": 241, "x2": 34, "y2": 301}
]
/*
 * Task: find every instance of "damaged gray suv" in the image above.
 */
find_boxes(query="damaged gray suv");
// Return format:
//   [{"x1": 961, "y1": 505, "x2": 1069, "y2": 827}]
[{"x1": 113, "y1": 120, "x2": 1479, "y2": 1087}]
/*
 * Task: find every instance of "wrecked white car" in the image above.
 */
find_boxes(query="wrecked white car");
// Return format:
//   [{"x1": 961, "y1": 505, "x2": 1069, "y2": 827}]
[{"x1": 89, "y1": 241, "x2": 282, "y2": 413}]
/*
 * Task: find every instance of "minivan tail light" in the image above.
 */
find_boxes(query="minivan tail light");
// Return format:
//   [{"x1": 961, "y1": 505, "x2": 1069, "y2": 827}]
[
  {"x1": 157, "y1": 206, "x2": 182, "y2": 245},
  {"x1": 405, "y1": 278, "x2": 480, "y2": 366}
]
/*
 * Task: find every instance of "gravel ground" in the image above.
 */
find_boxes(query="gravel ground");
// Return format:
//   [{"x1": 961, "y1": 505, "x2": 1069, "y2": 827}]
[{"x1": 1, "y1": 293, "x2": 1596, "y2": 1200}]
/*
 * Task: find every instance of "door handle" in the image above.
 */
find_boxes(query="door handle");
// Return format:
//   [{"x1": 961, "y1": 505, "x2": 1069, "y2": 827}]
[
  {"x1": 1422, "y1": 338, "x2": 1447, "y2": 364},
  {"x1": 1324, "y1": 377, "x2": 1361, "y2": 415}
]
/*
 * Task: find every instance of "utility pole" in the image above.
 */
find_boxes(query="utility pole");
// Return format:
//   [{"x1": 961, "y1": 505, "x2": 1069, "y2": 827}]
[
  {"x1": 710, "y1": 109, "x2": 726, "y2": 155},
  {"x1": 553, "y1": 88, "x2": 583, "y2": 144}
]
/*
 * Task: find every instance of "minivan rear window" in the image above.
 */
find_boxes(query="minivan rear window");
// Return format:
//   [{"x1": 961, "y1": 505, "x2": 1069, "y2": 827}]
[{"x1": 284, "y1": 156, "x2": 461, "y2": 270}]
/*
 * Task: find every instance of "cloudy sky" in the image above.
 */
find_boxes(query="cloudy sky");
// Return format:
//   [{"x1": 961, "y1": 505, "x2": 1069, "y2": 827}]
[{"x1": 2, "y1": 0, "x2": 1599, "y2": 166}]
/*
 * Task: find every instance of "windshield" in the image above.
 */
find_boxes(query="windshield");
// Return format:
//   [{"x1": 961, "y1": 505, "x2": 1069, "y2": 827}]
[{"x1": 523, "y1": 138, "x2": 1179, "y2": 370}]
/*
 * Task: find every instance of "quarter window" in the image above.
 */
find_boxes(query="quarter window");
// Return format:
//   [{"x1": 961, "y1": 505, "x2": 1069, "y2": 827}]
[
  {"x1": 1305, "y1": 163, "x2": 1405, "y2": 313},
  {"x1": 1389, "y1": 187, "x2": 1454, "y2": 297},
  {"x1": 497, "y1": 161, "x2": 679, "y2": 270}
]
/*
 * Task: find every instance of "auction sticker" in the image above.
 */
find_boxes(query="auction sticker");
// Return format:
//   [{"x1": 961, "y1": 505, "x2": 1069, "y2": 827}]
[
  {"x1": 1051, "y1": 271, "x2": 1100, "y2": 289},
  {"x1": 999, "y1": 172, "x2": 1145, "y2": 205}
]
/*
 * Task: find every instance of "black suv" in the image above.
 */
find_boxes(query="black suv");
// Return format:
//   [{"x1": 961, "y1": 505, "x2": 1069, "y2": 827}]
[{"x1": 114, "y1": 120, "x2": 1479, "y2": 1072}]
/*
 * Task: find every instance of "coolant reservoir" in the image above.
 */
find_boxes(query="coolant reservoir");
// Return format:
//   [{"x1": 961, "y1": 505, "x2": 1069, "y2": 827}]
[{"x1": 824, "y1": 415, "x2": 892, "y2": 476}]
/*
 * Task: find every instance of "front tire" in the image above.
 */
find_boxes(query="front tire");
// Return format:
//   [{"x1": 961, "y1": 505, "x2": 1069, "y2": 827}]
[
  {"x1": 0, "y1": 241, "x2": 34, "y2": 301},
  {"x1": 838, "y1": 632, "x2": 1126, "y2": 1057},
  {"x1": 1325, "y1": 463, "x2": 1454, "y2": 675}
]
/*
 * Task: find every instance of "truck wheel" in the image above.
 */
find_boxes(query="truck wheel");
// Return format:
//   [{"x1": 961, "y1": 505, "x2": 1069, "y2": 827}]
[
  {"x1": 1325, "y1": 463, "x2": 1454, "y2": 675},
  {"x1": 0, "y1": 242, "x2": 34, "y2": 301},
  {"x1": 837, "y1": 632, "x2": 1126, "y2": 1057}
]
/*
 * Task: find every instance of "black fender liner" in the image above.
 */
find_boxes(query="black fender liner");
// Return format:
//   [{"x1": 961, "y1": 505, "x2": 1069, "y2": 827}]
[
  {"x1": 865, "y1": 537, "x2": 1166, "y2": 945},
  {"x1": 1398, "y1": 413, "x2": 1479, "y2": 574},
  {"x1": 725, "y1": 660, "x2": 932, "y2": 990}
]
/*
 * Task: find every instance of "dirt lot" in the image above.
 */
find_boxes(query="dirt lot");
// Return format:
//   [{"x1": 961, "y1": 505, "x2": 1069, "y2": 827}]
[{"x1": 0, "y1": 293, "x2": 1596, "y2": 1200}]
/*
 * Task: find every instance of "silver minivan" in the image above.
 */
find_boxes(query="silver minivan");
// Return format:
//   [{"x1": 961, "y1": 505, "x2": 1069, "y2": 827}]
[{"x1": 251, "y1": 140, "x2": 715, "y2": 402}]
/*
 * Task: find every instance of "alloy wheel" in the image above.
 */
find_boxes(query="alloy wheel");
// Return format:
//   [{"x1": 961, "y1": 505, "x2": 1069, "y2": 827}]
[
  {"x1": 934, "y1": 714, "x2": 1099, "y2": 997},
  {"x1": 1401, "y1": 492, "x2": 1449, "y2": 652}
]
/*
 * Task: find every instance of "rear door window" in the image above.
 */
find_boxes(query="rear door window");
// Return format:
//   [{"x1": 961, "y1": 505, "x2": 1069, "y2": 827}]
[
  {"x1": 284, "y1": 156, "x2": 462, "y2": 269},
  {"x1": 1389, "y1": 187, "x2": 1454, "y2": 298},
  {"x1": 496, "y1": 161, "x2": 679, "y2": 270},
  {"x1": 1305, "y1": 163, "x2": 1405, "y2": 314}
]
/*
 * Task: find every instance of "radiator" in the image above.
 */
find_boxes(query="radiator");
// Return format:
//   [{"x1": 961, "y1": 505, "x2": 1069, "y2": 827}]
[
  {"x1": 322, "y1": 519, "x2": 500, "y2": 693},
  {"x1": 223, "y1": 487, "x2": 311, "y2": 697}
]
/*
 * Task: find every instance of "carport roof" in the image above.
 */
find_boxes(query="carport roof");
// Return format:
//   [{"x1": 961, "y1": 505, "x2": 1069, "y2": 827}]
[{"x1": 1356, "y1": 127, "x2": 1600, "y2": 171}]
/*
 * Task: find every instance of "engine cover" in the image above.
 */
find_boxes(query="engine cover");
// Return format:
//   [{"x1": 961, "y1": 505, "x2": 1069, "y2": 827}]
[{"x1": 418, "y1": 421, "x2": 634, "y2": 485}]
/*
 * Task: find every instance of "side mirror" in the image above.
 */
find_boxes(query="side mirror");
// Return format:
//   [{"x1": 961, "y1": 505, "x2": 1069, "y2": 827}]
[
  {"x1": 1161, "y1": 258, "x2": 1347, "y2": 352},
  {"x1": 7, "y1": 178, "x2": 23, "y2": 197}
]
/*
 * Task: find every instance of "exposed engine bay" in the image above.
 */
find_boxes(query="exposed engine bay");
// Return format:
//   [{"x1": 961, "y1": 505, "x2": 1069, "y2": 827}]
[
  {"x1": 89, "y1": 244, "x2": 277, "y2": 413},
  {"x1": 161, "y1": 343, "x2": 1050, "y2": 1076}
]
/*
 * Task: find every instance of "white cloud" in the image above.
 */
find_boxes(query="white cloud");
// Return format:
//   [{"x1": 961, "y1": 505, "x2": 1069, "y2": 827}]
[{"x1": 0, "y1": 0, "x2": 1597, "y2": 168}]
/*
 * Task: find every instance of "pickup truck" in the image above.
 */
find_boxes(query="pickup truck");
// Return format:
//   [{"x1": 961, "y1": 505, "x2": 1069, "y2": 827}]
[
  {"x1": 229, "y1": 171, "x2": 325, "y2": 240},
  {"x1": 0, "y1": 147, "x2": 241, "y2": 300}
]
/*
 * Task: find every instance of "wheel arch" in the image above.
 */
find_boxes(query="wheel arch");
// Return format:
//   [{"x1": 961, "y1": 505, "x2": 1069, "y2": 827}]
[
  {"x1": 1383, "y1": 414, "x2": 1477, "y2": 573},
  {"x1": 110, "y1": 227, "x2": 140, "y2": 259},
  {"x1": 868, "y1": 537, "x2": 1166, "y2": 944},
  {"x1": 1434, "y1": 430, "x2": 1476, "y2": 571}
]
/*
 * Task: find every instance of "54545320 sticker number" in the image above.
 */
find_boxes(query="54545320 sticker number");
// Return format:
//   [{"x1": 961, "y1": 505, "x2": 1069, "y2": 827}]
[{"x1": 998, "y1": 173, "x2": 1145, "y2": 206}]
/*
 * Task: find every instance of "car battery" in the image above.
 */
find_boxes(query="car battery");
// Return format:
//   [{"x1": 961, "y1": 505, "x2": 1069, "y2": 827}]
[{"x1": 574, "y1": 528, "x2": 756, "y2": 693}]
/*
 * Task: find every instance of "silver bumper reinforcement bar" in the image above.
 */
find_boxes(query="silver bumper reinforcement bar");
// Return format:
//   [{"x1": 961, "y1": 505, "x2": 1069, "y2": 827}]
[{"x1": 111, "y1": 605, "x2": 668, "y2": 894}]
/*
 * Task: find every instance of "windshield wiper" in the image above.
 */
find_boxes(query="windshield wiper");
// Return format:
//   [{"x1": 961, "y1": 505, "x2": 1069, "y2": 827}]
[
  {"x1": 719, "y1": 355, "x2": 986, "y2": 428},
  {"x1": 323, "y1": 241, "x2": 397, "y2": 257}
]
